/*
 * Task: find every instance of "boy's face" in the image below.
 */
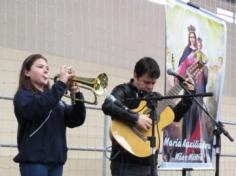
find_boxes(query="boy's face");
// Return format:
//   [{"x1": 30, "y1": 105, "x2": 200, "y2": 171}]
[{"x1": 133, "y1": 73, "x2": 156, "y2": 93}]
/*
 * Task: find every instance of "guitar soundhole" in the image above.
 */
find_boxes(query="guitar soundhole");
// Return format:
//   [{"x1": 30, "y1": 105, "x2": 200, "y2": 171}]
[{"x1": 132, "y1": 126, "x2": 148, "y2": 141}]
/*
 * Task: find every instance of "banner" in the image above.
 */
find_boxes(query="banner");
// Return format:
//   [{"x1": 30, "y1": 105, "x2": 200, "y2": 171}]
[{"x1": 161, "y1": 1, "x2": 226, "y2": 169}]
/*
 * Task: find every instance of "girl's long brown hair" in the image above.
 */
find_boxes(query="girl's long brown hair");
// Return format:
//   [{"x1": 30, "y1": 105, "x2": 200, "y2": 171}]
[{"x1": 17, "y1": 54, "x2": 50, "y2": 92}]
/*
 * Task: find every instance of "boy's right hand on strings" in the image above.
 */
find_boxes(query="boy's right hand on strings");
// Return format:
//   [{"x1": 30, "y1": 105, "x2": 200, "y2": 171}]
[{"x1": 135, "y1": 114, "x2": 152, "y2": 131}]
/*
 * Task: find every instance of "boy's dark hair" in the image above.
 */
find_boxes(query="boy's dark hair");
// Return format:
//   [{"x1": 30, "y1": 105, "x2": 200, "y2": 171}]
[{"x1": 134, "y1": 57, "x2": 160, "y2": 78}]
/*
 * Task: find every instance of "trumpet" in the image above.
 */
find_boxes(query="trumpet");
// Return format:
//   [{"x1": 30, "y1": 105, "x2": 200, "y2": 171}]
[{"x1": 52, "y1": 73, "x2": 108, "y2": 105}]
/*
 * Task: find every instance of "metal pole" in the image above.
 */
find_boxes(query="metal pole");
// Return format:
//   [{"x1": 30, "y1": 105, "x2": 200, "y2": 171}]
[{"x1": 102, "y1": 115, "x2": 110, "y2": 176}]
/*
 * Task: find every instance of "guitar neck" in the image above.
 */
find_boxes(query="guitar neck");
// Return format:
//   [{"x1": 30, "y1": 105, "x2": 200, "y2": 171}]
[
  {"x1": 156, "y1": 60, "x2": 205, "y2": 114},
  {"x1": 157, "y1": 84, "x2": 183, "y2": 114}
]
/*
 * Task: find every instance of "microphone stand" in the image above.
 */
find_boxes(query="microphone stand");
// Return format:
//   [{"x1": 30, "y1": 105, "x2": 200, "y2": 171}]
[
  {"x1": 126, "y1": 93, "x2": 213, "y2": 176},
  {"x1": 179, "y1": 82, "x2": 234, "y2": 176},
  {"x1": 148, "y1": 97, "x2": 158, "y2": 176}
]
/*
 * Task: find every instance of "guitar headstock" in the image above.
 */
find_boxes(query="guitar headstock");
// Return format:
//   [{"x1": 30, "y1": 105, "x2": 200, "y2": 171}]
[{"x1": 186, "y1": 60, "x2": 206, "y2": 79}]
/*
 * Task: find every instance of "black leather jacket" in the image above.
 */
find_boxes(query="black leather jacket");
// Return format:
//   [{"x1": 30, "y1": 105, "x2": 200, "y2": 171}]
[
  {"x1": 102, "y1": 79, "x2": 193, "y2": 123},
  {"x1": 102, "y1": 79, "x2": 193, "y2": 164}
]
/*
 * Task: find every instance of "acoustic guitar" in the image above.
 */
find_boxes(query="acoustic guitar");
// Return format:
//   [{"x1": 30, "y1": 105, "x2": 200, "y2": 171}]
[{"x1": 110, "y1": 60, "x2": 205, "y2": 157}]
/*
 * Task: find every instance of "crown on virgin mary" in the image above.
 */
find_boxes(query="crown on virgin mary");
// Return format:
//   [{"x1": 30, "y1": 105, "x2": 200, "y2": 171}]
[{"x1": 187, "y1": 25, "x2": 196, "y2": 33}]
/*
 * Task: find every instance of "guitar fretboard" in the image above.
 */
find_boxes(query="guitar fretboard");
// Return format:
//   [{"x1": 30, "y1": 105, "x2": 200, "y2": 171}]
[
  {"x1": 156, "y1": 60, "x2": 205, "y2": 115},
  {"x1": 156, "y1": 84, "x2": 182, "y2": 115}
]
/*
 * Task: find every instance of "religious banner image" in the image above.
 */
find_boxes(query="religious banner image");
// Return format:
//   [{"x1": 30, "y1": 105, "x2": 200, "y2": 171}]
[{"x1": 160, "y1": 1, "x2": 226, "y2": 169}]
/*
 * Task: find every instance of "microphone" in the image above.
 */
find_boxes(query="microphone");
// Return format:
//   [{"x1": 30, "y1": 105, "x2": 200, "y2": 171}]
[
  {"x1": 106, "y1": 94, "x2": 129, "y2": 110},
  {"x1": 167, "y1": 69, "x2": 193, "y2": 85}
]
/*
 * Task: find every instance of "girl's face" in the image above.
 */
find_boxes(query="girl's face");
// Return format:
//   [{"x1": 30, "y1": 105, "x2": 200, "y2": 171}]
[{"x1": 25, "y1": 58, "x2": 49, "y2": 91}]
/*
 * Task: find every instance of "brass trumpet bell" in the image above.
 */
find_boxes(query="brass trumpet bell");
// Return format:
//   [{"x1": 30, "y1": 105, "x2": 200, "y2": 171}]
[
  {"x1": 73, "y1": 73, "x2": 108, "y2": 96},
  {"x1": 52, "y1": 73, "x2": 108, "y2": 105}
]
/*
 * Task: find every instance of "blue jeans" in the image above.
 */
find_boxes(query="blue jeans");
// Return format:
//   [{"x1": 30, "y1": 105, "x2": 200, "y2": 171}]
[{"x1": 19, "y1": 163, "x2": 63, "y2": 176}]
